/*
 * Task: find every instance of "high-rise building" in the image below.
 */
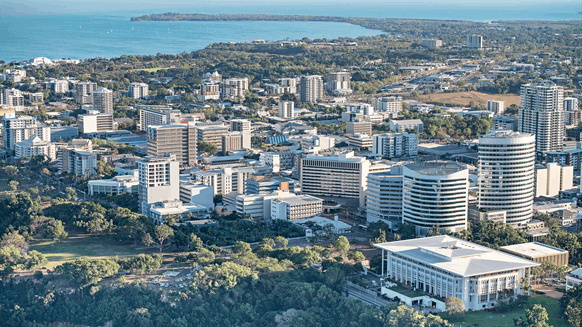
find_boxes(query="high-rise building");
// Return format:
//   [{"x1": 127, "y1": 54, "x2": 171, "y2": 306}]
[
  {"x1": 3, "y1": 115, "x2": 50, "y2": 150},
  {"x1": 196, "y1": 124, "x2": 229, "y2": 151},
  {"x1": 75, "y1": 81, "x2": 97, "y2": 104},
  {"x1": 220, "y1": 78, "x2": 249, "y2": 99},
  {"x1": 478, "y1": 130, "x2": 536, "y2": 227},
  {"x1": 50, "y1": 80, "x2": 69, "y2": 93},
  {"x1": 1, "y1": 88, "x2": 25, "y2": 108},
  {"x1": 366, "y1": 166, "x2": 403, "y2": 226},
  {"x1": 374, "y1": 96, "x2": 403, "y2": 117},
  {"x1": 138, "y1": 154, "x2": 180, "y2": 217},
  {"x1": 326, "y1": 72, "x2": 352, "y2": 95},
  {"x1": 200, "y1": 81, "x2": 220, "y2": 101},
  {"x1": 492, "y1": 116, "x2": 518, "y2": 131},
  {"x1": 146, "y1": 123, "x2": 197, "y2": 167},
  {"x1": 57, "y1": 139, "x2": 97, "y2": 176},
  {"x1": 421, "y1": 39, "x2": 443, "y2": 48},
  {"x1": 299, "y1": 75, "x2": 323, "y2": 103},
  {"x1": 280, "y1": 78, "x2": 298, "y2": 94},
  {"x1": 279, "y1": 101, "x2": 295, "y2": 118},
  {"x1": 346, "y1": 121, "x2": 372, "y2": 136},
  {"x1": 139, "y1": 107, "x2": 182, "y2": 131},
  {"x1": 564, "y1": 97, "x2": 579, "y2": 111},
  {"x1": 14, "y1": 136, "x2": 56, "y2": 161},
  {"x1": 372, "y1": 132, "x2": 418, "y2": 158},
  {"x1": 93, "y1": 87, "x2": 113, "y2": 114},
  {"x1": 128, "y1": 83, "x2": 149, "y2": 99},
  {"x1": 487, "y1": 100, "x2": 506, "y2": 115},
  {"x1": 230, "y1": 119, "x2": 251, "y2": 133},
  {"x1": 403, "y1": 161, "x2": 469, "y2": 234},
  {"x1": 222, "y1": 132, "x2": 251, "y2": 154},
  {"x1": 518, "y1": 84, "x2": 565, "y2": 157},
  {"x1": 534, "y1": 163, "x2": 573, "y2": 197},
  {"x1": 78, "y1": 112, "x2": 114, "y2": 134},
  {"x1": 466, "y1": 35, "x2": 483, "y2": 49},
  {"x1": 300, "y1": 152, "x2": 370, "y2": 207}
]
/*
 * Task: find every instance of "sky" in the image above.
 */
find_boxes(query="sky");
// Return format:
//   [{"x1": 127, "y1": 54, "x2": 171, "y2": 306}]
[{"x1": 2, "y1": 0, "x2": 579, "y2": 15}]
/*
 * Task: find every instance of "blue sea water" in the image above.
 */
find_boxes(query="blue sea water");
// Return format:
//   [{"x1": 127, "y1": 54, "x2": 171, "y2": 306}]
[{"x1": 1, "y1": 2, "x2": 581, "y2": 63}]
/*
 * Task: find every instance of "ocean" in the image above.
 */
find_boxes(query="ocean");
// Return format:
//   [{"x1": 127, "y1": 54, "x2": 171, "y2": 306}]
[{"x1": 1, "y1": 2, "x2": 581, "y2": 63}]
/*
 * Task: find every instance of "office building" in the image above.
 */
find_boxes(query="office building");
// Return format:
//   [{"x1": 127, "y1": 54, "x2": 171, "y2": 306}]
[
  {"x1": 88, "y1": 173, "x2": 139, "y2": 195},
  {"x1": 220, "y1": 78, "x2": 249, "y2": 99},
  {"x1": 375, "y1": 235, "x2": 540, "y2": 311},
  {"x1": 128, "y1": 82, "x2": 149, "y2": 99},
  {"x1": 271, "y1": 194, "x2": 323, "y2": 221},
  {"x1": 279, "y1": 101, "x2": 295, "y2": 118},
  {"x1": 138, "y1": 154, "x2": 180, "y2": 217},
  {"x1": 230, "y1": 119, "x2": 251, "y2": 133},
  {"x1": 222, "y1": 132, "x2": 251, "y2": 154},
  {"x1": 234, "y1": 190, "x2": 297, "y2": 219},
  {"x1": 421, "y1": 39, "x2": 443, "y2": 48},
  {"x1": 195, "y1": 166, "x2": 271, "y2": 195},
  {"x1": 492, "y1": 116, "x2": 518, "y2": 131},
  {"x1": 374, "y1": 96, "x2": 403, "y2": 117},
  {"x1": 534, "y1": 163, "x2": 574, "y2": 197},
  {"x1": 372, "y1": 132, "x2": 418, "y2": 158},
  {"x1": 14, "y1": 136, "x2": 56, "y2": 161},
  {"x1": 146, "y1": 123, "x2": 197, "y2": 167},
  {"x1": 75, "y1": 81, "x2": 97, "y2": 104},
  {"x1": 486, "y1": 100, "x2": 505, "y2": 115},
  {"x1": 366, "y1": 166, "x2": 403, "y2": 226},
  {"x1": 403, "y1": 161, "x2": 469, "y2": 234},
  {"x1": 245, "y1": 175, "x2": 297, "y2": 194},
  {"x1": 301, "y1": 152, "x2": 370, "y2": 206},
  {"x1": 478, "y1": 130, "x2": 536, "y2": 227},
  {"x1": 93, "y1": 87, "x2": 113, "y2": 114},
  {"x1": 259, "y1": 151, "x2": 298, "y2": 171},
  {"x1": 196, "y1": 124, "x2": 229, "y2": 151},
  {"x1": 466, "y1": 35, "x2": 483, "y2": 49},
  {"x1": 299, "y1": 135, "x2": 335, "y2": 151},
  {"x1": 518, "y1": 84, "x2": 565, "y2": 157},
  {"x1": 348, "y1": 133, "x2": 373, "y2": 148},
  {"x1": 500, "y1": 242, "x2": 568, "y2": 266},
  {"x1": 179, "y1": 182, "x2": 214, "y2": 211},
  {"x1": 299, "y1": 75, "x2": 323, "y2": 103},
  {"x1": 468, "y1": 205, "x2": 507, "y2": 224},
  {"x1": 564, "y1": 97, "x2": 579, "y2": 111},
  {"x1": 139, "y1": 107, "x2": 181, "y2": 131},
  {"x1": 346, "y1": 121, "x2": 372, "y2": 136},
  {"x1": 78, "y1": 112, "x2": 114, "y2": 134},
  {"x1": 389, "y1": 119, "x2": 424, "y2": 133},
  {"x1": 200, "y1": 81, "x2": 220, "y2": 100},
  {"x1": 50, "y1": 126, "x2": 78, "y2": 142},
  {"x1": 326, "y1": 72, "x2": 352, "y2": 95},
  {"x1": 3, "y1": 115, "x2": 50, "y2": 150},
  {"x1": 1, "y1": 88, "x2": 24, "y2": 108}
]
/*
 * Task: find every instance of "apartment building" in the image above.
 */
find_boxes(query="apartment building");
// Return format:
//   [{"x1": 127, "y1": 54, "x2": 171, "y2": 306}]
[
  {"x1": 486, "y1": 100, "x2": 506, "y2": 115},
  {"x1": 421, "y1": 39, "x2": 443, "y2": 48},
  {"x1": 138, "y1": 107, "x2": 181, "y2": 131},
  {"x1": 389, "y1": 119, "x2": 424, "y2": 133},
  {"x1": 492, "y1": 116, "x2": 518, "y2": 131},
  {"x1": 75, "y1": 81, "x2": 97, "y2": 104},
  {"x1": 346, "y1": 121, "x2": 372, "y2": 136},
  {"x1": 14, "y1": 136, "x2": 56, "y2": 161},
  {"x1": 300, "y1": 152, "x2": 370, "y2": 206},
  {"x1": 194, "y1": 166, "x2": 271, "y2": 195},
  {"x1": 271, "y1": 195, "x2": 323, "y2": 221},
  {"x1": 58, "y1": 143, "x2": 97, "y2": 176},
  {"x1": 299, "y1": 75, "x2": 323, "y2": 103},
  {"x1": 222, "y1": 132, "x2": 251, "y2": 154},
  {"x1": 348, "y1": 133, "x2": 373, "y2": 148},
  {"x1": 372, "y1": 132, "x2": 418, "y2": 158},
  {"x1": 50, "y1": 79, "x2": 70, "y2": 93},
  {"x1": 200, "y1": 81, "x2": 220, "y2": 100},
  {"x1": 466, "y1": 35, "x2": 483, "y2": 49},
  {"x1": 326, "y1": 72, "x2": 352, "y2": 95},
  {"x1": 230, "y1": 119, "x2": 251, "y2": 133},
  {"x1": 220, "y1": 78, "x2": 249, "y2": 99},
  {"x1": 1, "y1": 88, "x2": 25, "y2": 108},
  {"x1": 564, "y1": 97, "x2": 579, "y2": 111},
  {"x1": 259, "y1": 151, "x2": 298, "y2": 171},
  {"x1": 146, "y1": 123, "x2": 197, "y2": 167},
  {"x1": 128, "y1": 82, "x2": 149, "y2": 99},
  {"x1": 3, "y1": 115, "x2": 50, "y2": 150},
  {"x1": 93, "y1": 87, "x2": 113, "y2": 114},
  {"x1": 366, "y1": 166, "x2": 403, "y2": 226},
  {"x1": 279, "y1": 101, "x2": 295, "y2": 118},
  {"x1": 197, "y1": 124, "x2": 229, "y2": 151},
  {"x1": 374, "y1": 96, "x2": 403, "y2": 117},
  {"x1": 78, "y1": 112, "x2": 114, "y2": 134},
  {"x1": 138, "y1": 154, "x2": 180, "y2": 217},
  {"x1": 2, "y1": 69, "x2": 26, "y2": 82},
  {"x1": 534, "y1": 163, "x2": 574, "y2": 197}
]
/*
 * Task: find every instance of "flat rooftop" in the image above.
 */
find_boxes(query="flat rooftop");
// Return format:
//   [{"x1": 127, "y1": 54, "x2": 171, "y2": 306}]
[
  {"x1": 404, "y1": 161, "x2": 466, "y2": 176},
  {"x1": 500, "y1": 242, "x2": 568, "y2": 258},
  {"x1": 374, "y1": 235, "x2": 539, "y2": 277},
  {"x1": 277, "y1": 194, "x2": 323, "y2": 204}
]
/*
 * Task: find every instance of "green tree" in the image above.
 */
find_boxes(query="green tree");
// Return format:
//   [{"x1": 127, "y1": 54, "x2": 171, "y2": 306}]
[
  {"x1": 332, "y1": 236, "x2": 350, "y2": 255},
  {"x1": 275, "y1": 236, "x2": 288, "y2": 248},
  {"x1": 155, "y1": 224, "x2": 174, "y2": 253},
  {"x1": 233, "y1": 241, "x2": 252, "y2": 255},
  {"x1": 23, "y1": 250, "x2": 48, "y2": 270},
  {"x1": 8, "y1": 180, "x2": 18, "y2": 192},
  {"x1": 198, "y1": 141, "x2": 218, "y2": 155},
  {"x1": 65, "y1": 187, "x2": 77, "y2": 201},
  {"x1": 190, "y1": 233, "x2": 203, "y2": 251},
  {"x1": 514, "y1": 304, "x2": 550, "y2": 327},
  {"x1": 56, "y1": 258, "x2": 120, "y2": 289},
  {"x1": 347, "y1": 251, "x2": 366, "y2": 262},
  {"x1": 389, "y1": 304, "x2": 426, "y2": 327},
  {"x1": 45, "y1": 219, "x2": 68, "y2": 242},
  {"x1": 445, "y1": 297, "x2": 465, "y2": 317}
]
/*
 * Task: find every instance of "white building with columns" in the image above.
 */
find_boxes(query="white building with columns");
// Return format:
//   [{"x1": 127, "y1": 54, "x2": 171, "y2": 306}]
[{"x1": 375, "y1": 235, "x2": 540, "y2": 311}]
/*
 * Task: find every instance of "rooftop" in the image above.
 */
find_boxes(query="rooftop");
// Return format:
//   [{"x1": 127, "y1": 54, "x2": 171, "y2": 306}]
[
  {"x1": 374, "y1": 235, "x2": 539, "y2": 277},
  {"x1": 404, "y1": 161, "x2": 466, "y2": 176},
  {"x1": 500, "y1": 242, "x2": 568, "y2": 258}
]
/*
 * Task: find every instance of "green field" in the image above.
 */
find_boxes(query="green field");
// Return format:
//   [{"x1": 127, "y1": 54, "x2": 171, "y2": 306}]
[
  {"x1": 446, "y1": 296, "x2": 567, "y2": 327},
  {"x1": 131, "y1": 67, "x2": 169, "y2": 72},
  {"x1": 30, "y1": 234, "x2": 158, "y2": 269}
]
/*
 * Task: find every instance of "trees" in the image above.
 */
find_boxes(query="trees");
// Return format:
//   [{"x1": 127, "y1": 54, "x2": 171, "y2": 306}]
[
  {"x1": 347, "y1": 251, "x2": 366, "y2": 262},
  {"x1": 198, "y1": 141, "x2": 217, "y2": 155},
  {"x1": 5, "y1": 165, "x2": 18, "y2": 177},
  {"x1": 233, "y1": 241, "x2": 252, "y2": 255},
  {"x1": 8, "y1": 180, "x2": 18, "y2": 192},
  {"x1": 389, "y1": 304, "x2": 427, "y2": 327},
  {"x1": 155, "y1": 225, "x2": 174, "y2": 253},
  {"x1": 65, "y1": 187, "x2": 77, "y2": 201},
  {"x1": 274, "y1": 236, "x2": 288, "y2": 248},
  {"x1": 332, "y1": 236, "x2": 350, "y2": 255},
  {"x1": 44, "y1": 219, "x2": 68, "y2": 242},
  {"x1": 514, "y1": 304, "x2": 550, "y2": 327},
  {"x1": 56, "y1": 258, "x2": 120, "y2": 289},
  {"x1": 445, "y1": 297, "x2": 465, "y2": 317},
  {"x1": 189, "y1": 233, "x2": 203, "y2": 251}
]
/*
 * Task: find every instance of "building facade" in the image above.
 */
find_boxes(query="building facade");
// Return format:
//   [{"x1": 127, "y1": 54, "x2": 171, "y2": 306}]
[
  {"x1": 486, "y1": 100, "x2": 506, "y2": 115},
  {"x1": 374, "y1": 96, "x2": 403, "y2": 117},
  {"x1": 78, "y1": 112, "x2": 114, "y2": 134},
  {"x1": 326, "y1": 72, "x2": 352, "y2": 95},
  {"x1": 3, "y1": 115, "x2": 50, "y2": 150},
  {"x1": 138, "y1": 154, "x2": 180, "y2": 217},
  {"x1": 14, "y1": 136, "x2": 56, "y2": 161},
  {"x1": 299, "y1": 75, "x2": 323, "y2": 103},
  {"x1": 146, "y1": 124, "x2": 197, "y2": 167},
  {"x1": 466, "y1": 35, "x2": 483, "y2": 49},
  {"x1": 75, "y1": 81, "x2": 97, "y2": 104},
  {"x1": 279, "y1": 101, "x2": 295, "y2": 118},
  {"x1": 128, "y1": 83, "x2": 149, "y2": 99},
  {"x1": 222, "y1": 132, "x2": 251, "y2": 153},
  {"x1": 196, "y1": 124, "x2": 229, "y2": 151},
  {"x1": 372, "y1": 132, "x2": 418, "y2": 158},
  {"x1": 230, "y1": 119, "x2": 251, "y2": 133},
  {"x1": 138, "y1": 107, "x2": 181, "y2": 131},
  {"x1": 93, "y1": 87, "x2": 113, "y2": 114},
  {"x1": 366, "y1": 167, "x2": 403, "y2": 226}
]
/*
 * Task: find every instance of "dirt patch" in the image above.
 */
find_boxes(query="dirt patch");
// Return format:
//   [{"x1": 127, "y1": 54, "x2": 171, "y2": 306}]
[{"x1": 417, "y1": 91, "x2": 521, "y2": 107}]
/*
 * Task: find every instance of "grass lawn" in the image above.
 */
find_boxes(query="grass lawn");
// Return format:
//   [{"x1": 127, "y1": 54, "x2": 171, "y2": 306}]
[
  {"x1": 131, "y1": 67, "x2": 169, "y2": 72},
  {"x1": 445, "y1": 296, "x2": 567, "y2": 327},
  {"x1": 30, "y1": 233, "x2": 158, "y2": 269}
]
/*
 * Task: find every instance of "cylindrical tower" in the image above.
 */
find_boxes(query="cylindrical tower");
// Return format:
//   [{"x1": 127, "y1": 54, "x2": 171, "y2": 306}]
[{"x1": 478, "y1": 130, "x2": 536, "y2": 227}]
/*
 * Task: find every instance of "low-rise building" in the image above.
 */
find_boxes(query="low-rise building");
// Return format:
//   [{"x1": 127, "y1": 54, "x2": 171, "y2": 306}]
[
  {"x1": 14, "y1": 136, "x2": 56, "y2": 161},
  {"x1": 245, "y1": 174, "x2": 297, "y2": 194},
  {"x1": 500, "y1": 242, "x2": 569, "y2": 266},
  {"x1": 468, "y1": 205, "x2": 507, "y2": 224},
  {"x1": 566, "y1": 268, "x2": 582, "y2": 291},
  {"x1": 271, "y1": 194, "x2": 324, "y2": 221},
  {"x1": 222, "y1": 132, "x2": 251, "y2": 154},
  {"x1": 389, "y1": 119, "x2": 424, "y2": 133},
  {"x1": 348, "y1": 133, "x2": 373, "y2": 148},
  {"x1": 88, "y1": 173, "x2": 139, "y2": 195},
  {"x1": 346, "y1": 121, "x2": 372, "y2": 136}
]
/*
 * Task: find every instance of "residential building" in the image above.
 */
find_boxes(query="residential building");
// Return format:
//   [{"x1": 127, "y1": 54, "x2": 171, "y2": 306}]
[
  {"x1": 299, "y1": 75, "x2": 323, "y2": 103},
  {"x1": 546, "y1": 149, "x2": 582, "y2": 171},
  {"x1": 348, "y1": 133, "x2": 373, "y2": 148},
  {"x1": 326, "y1": 72, "x2": 352, "y2": 95},
  {"x1": 139, "y1": 107, "x2": 181, "y2": 131},
  {"x1": 200, "y1": 81, "x2": 220, "y2": 100},
  {"x1": 372, "y1": 132, "x2": 418, "y2": 158},
  {"x1": 300, "y1": 152, "x2": 370, "y2": 206},
  {"x1": 366, "y1": 166, "x2": 403, "y2": 226},
  {"x1": 88, "y1": 173, "x2": 139, "y2": 195},
  {"x1": 220, "y1": 78, "x2": 249, "y2": 99},
  {"x1": 468, "y1": 205, "x2": 507, "y2": 224},
  {"x1": 389, "y1": 119, "x2": 424, "y2": 133},
  {"x1": 564, "y1": 97, "x2": 579, "y2": 111},
  {"x1": 50, "y1": 79, "x2": 69, "y2": 93},
  {"x1": 93, "y1": 87, "x2": 113, "y2": 114},
  {"x1": 534, "y1": 163, "x2": 574, "y2": 197},
  {"x1": 500, "y1": 242, "x2": 568, "y2": 266},
  {"x1": 74, "y1": 81, "x2": 97, "y2": 104},
  {"x1": 138, "y1": 154, "x2": 180, "y2": 217},
  {"x1": 245, "y1": 174, "x2": 297, "y2": 194},
  {"x1": 374, "y1": 96, "x2": 403, "y2": 117},
  {"x1": 259, "y1": 151, "x2": 298, "y2": 171},
  {"x1": 403, "y1": 161, "x2": 469, "y2": 234},
  {"x1": 422, "y1": 39, "x2": 443, "y2": 48},
  {"x1": 234, "y1": 189, "x2": 297, "y2": 219},
  {"x1": 486, "y1": 100, "x2": 506, "y2": 115},
  {"x1": 478, "y1": 130, "x2": 536, "y2": 227},
  {"x1": 146, "y1": 123, "x2": 197, "y2": 167},
  {"x1": 196, "y1": 124, "x2": 229, "y2": 151},
  {"x1": 3, "y1": 115, "x2": 50, "y2": 150},
  {"x1": 194, "y1": 166, "x2": 271, "y2": 195},
  {"x1": 2, "y1": 69, "x2": 26, "y2": 82},
  {"x1": 280, "y1": 78, "x2": 298, "y2": 94},
  {"x1": 78, "y1": 112, "x2": 114, "y2": 134},
  {"x1": 1, "y1": 88, "x2": 25, "y2": 108},
  {"x1": 279, "y1": 101, "x2": 295, "y2": 118},
  {"x1": 222, "y1": 132, "x2": 251, "y2": 154},
  {"x1": 29, "y1": 92, "x2": 44, "y2": 103},
  {"x1": 565, "y1": 110, "x2": 582, "y2": 126},
  {"x1": 518, "y1": 84, "x2": 565, "y2": 157},
  {"x1": 202, "y1": 71, "x2": 222, "y2": 83},
  {"x1": 14, "y1": 136, "x2": 56, "y2": 161},
  {"x1": 375, "y1": 235, "x2": 540, "y2": 311},
  {"x1": 59, "y1": 148, "x2": 97, "y2": 176},
  {"x1": 230, "y1": 119, "x2": 251, "y2": 133},
  {"x1": 346, "y1": 121, "x2": 372, "y2": 136},
  {"x1": 492, "y1": 116, "x2": 518, "y2": 131},
  {"x1": 128, "y1": 82, "x2": 149, "y2": 99},
  {"x1": 179, "y1": 182, "x2": 214, "y2": 210},
  {"x1": 466, "y1": 35, "x2": 483, "y2": 49},
  {"x1": 271, "y1": 194, "x2": 323, "y2": 220}
]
